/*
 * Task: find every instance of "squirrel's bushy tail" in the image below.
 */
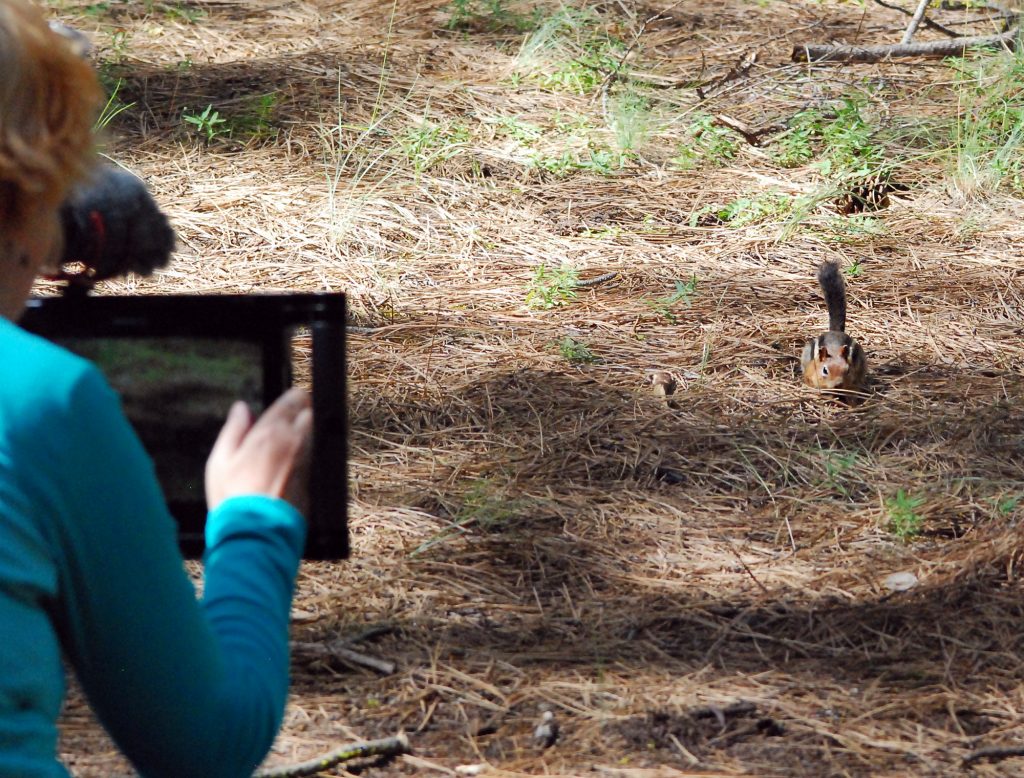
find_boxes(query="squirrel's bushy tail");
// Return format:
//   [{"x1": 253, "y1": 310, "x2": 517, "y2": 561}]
[{"x1": 817, "y1": 261, "x2": 846, "y2": 333}]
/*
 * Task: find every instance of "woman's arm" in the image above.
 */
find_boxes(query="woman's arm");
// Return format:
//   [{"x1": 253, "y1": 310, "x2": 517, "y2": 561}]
[{"x1": 45, "y1": 366, "x2": 305, "y2": 778}]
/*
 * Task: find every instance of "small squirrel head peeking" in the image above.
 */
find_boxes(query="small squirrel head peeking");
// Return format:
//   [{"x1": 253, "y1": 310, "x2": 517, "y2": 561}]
[{"x1": 802, "y1": 331, "x2": 866, "y2": 391}]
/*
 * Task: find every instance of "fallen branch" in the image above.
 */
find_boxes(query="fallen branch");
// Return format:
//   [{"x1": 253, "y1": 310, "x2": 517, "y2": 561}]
[
  {"x1": 793, "y1": 27, "x2": 1017, "y2": 62},
  {"x1": 253, "y1": 733, "x2": 411, "y2": 778}
]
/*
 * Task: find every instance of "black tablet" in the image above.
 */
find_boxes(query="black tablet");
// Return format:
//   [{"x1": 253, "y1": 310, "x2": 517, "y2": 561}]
[{"x1": 20, "y1": 292, "x2": 348, "y2": 560}]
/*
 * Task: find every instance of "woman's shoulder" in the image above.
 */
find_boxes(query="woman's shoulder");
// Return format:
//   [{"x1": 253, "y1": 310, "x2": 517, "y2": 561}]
[{"x1": 0, "y1": 317, "x2": 106, "y2": 411}]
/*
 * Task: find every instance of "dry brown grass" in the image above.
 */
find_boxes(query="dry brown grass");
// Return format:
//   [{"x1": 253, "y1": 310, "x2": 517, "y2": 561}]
[{"x1": 44, "y1": 0, "x2": 1024, "y2": 775}]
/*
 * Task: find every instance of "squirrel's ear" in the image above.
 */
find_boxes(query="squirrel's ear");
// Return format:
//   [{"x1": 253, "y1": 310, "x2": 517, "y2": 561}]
[
  {"x1": 818, "y1": 346, "x2": 828, "y2": 363},
  {"x1": 840, "y1": 344, "x2": 850, "y2": 359}
]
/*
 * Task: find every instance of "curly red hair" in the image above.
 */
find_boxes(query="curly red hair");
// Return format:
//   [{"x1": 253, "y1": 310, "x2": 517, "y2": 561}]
[{"x1": 0, "y1": 0, "x2": 101, "y2": 223}]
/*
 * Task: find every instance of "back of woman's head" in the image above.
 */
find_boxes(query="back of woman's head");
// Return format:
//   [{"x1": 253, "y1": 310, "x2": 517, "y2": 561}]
[{"x1": 0, "y1": 0, "x2": 101, "y2": 224}]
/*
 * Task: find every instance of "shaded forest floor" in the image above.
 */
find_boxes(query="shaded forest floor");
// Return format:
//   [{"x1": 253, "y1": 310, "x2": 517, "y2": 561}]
[{"x1": 45, "y1": 0, "x2": 1024, "y2": 775}]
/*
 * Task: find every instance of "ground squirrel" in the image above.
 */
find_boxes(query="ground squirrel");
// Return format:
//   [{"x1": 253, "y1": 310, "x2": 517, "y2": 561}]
[{"x1": 800, "y1": 261, "x2": 867, "y2": 396}]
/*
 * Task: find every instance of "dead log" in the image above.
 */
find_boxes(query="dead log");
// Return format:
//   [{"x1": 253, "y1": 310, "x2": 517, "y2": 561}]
[{"x1": 793, "y1": 28, "x2": 1017, "y2": 62}]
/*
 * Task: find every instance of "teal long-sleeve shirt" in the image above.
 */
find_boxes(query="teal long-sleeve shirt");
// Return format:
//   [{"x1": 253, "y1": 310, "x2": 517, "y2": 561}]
[{"x1": 0, "y1": 316, "x2": 307, "y2": 777}]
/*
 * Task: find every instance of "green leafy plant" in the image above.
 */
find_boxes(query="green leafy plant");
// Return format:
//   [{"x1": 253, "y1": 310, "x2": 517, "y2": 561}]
[
  {"x1": 993, "y1": 495, "x2": 1020, "y2": 516},
  {"x1": 691, "y1": 192, "x2": 793, "y2": 228},
  {"x1": 551, "y1": 111, "x2": 593, "y2": 134},
  {"x1": 772, "y1": 110, "x2": 821, "y2": 167},
  {"x1": 580, "y1": 148, "x2": 626, "y2": 173},
  {"x1": 492, "y1": 115, "x2": 543, "y2": 143},
  {"x1": 517, "y1": 8, "x2": 624, "y2": 95},
  {"x1": 398, "y1": 120, "x2": 471, "y2": 174},
  {"x1": 770, "y1": 96, "x2": 889, "y2": 184},
  {"x1": 445, "y1": 0, "x2": 539, "y2": 32},
  {"x1": 528, "y1": 147, "x2": 625, "y2": 177},
  {"x1": 456, "y1": 479, "x2": 519, "y2": 529},
  {"x1": 558, "y1": 336, "x2": 597, "y2": 363},
  {"x1": 836, "y1": 215, "x2": 886, "y2": 239},
  {"x1": 163, "y1": 2, "x2": 205, "y2": 22},
  {"x1": 540, "y1": 56, "x2": 615, "y2": 93},
  {"x1": 722, "y1": 192, "x2": 792, "y2": 227},
  {"x1": 183, "y1": 104, "x2": 227, "y2": 141},
  {"x1": 447, "y1": 0, "x2": 474, "y2": 27},
  {"x1": 525, "y1": 263, "x2": 579, "y2": 309},
  {"x1": 817, "y1": 95, "x2": 884, "y2": 178},
  {"x1": 822, "y1": 451, "x2": 858, "y2": 497},
  {"x1": 227, "y1": 93, "x2": 279, "y2": 140},
  {"x1": 673, "y1": 113, "x2": 738, "y2": 169},
  {"x1": 107, "y1": 29, "x2": 131, "y2": 63},
  {"x1": 885, "y1": 490, "x2": 925, "y2": 541},
  {"x1": 610, "y1": 89, "x2": 651, "y2": 153},
  {"x1": 647, "y1": 276, "x2": 697, "y2": 322},
  {"x1": 83, "y1": 2, "x2": 111, "y2": 17},
  {"x1": 579, "y1": 225, "x2": 622, "y2": 239}
]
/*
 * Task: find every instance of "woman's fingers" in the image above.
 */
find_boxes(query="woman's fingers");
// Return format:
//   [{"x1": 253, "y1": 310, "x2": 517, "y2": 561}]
[
  {"x1": 205, "y1": 389, "x2": 314, "y2": 513},
  {"x1": 260, "y1": 387, "x2": 311, "y2": 427},
  {"x1": 209, "y1": 401, "x2": 252, "y2": 459}
]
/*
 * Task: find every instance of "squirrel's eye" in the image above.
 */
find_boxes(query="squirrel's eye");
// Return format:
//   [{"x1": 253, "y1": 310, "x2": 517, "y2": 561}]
[{"x1": 821, "y1": 365, "x2": 829, "y2": 376}]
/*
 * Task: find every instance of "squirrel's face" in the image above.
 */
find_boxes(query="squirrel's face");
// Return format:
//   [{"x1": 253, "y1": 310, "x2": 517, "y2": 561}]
[
  {"x1": 802, "y1": 332, "x2": 864, "y2": 393},
  {"x1": 815, "y1": 348, "x2": 853, "y2": 389}
]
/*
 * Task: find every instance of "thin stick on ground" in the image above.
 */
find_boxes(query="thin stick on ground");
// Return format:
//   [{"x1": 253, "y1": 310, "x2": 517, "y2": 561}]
[
  {"x1": 292, "y1": 639, "x2": 397, "y2": 674},
  {"x1": 963, "y1": 744, "x2": 1024, "y2": 766},
  {"x1": 901, "y1": 0, "x2": 933, "y2": 43},
  {"x1": 598, "y1": 0, "x2": 686, "y2": 94},
  {"x1": 872, "y1": 0, "x2": 959, "y2": 37},
  {"x1": 253, "y1": 733, "x2": 411, "y2": 778}
]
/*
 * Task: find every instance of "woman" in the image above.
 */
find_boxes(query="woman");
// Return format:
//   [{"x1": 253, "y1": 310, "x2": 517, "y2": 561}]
[{"x1": 0, "y1": 2, "x2": 313, "y2": 775}]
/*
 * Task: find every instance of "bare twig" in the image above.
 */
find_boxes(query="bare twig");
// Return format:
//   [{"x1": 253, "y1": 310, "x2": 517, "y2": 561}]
[
  {"x1": 901, "y1": 0, "x2": 933, "y2": 43},
  {"x1": 963, "y1": 744, "x2": 1024, "y2": 765},
  {"x1": 253, "y1": 733, "x2": 411, "y2": 778},
  {"x1": 793, "y1": 27, "x2": 1017, "y2": 62},
  {"x1": 347, "y1": 325, "x2": 389, "y2": 335},
  {"x1": 728, "y1": 546, "x2": 772, "y2": 596},
  {"x1": 291, "y1": 639, "x2": 397, "y2": 674},
  {"x1": 598, "y1": 0, "x2": 686, "y2": 95},
  {"x1": 690, "y1": 700, "x2": 758, "y2": 722},
  {"x1": 712, "y1": 114, "x2": 788, "y2": 146},
  {"x1": 695, "y1": 51, "x2": 757, "y2": 100},
  {"x1": 872, "y1": 0, "x2": 960, "y2": 37}
]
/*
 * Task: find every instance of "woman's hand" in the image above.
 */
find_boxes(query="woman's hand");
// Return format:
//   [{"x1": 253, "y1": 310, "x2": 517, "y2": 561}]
[{"x1": 205, "y1": 387, "x2": 313, "y2": 515}]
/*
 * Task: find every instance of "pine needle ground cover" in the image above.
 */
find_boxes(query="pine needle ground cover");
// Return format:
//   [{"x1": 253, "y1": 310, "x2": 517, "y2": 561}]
[{"x1": 47, "y1": 1, "x2": 1024, "y2": 775}]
